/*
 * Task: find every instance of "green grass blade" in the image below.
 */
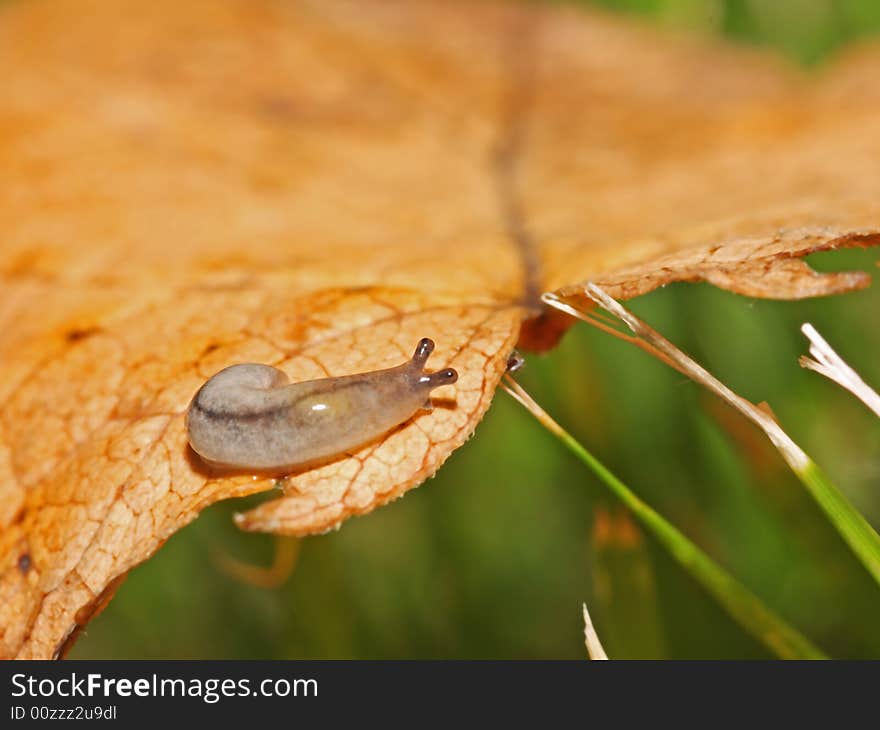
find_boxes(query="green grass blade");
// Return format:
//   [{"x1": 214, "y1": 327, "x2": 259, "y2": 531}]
[
  {"x1": 796, "y1": 461, "x2": 880, "y2": 586},
  {"x1": 544, "y1": 288, "x2": 880, "y2": 589},
  {"x1": 797, "y1": 323, "x2": 880, "y2": 583},
  {"x1": 503, "y1": 376, "x2": 827, "y2": 660}
]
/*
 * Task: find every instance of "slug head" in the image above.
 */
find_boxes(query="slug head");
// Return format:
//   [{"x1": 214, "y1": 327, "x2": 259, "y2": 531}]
[{"x1": 409, "y1": 338, "x2": 458, "y2": 407}]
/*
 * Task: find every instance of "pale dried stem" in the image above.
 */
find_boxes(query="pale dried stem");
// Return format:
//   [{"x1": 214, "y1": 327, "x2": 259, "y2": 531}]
[
  {"x1": 501, "y1": 374, "x2": 565, "y2": 439},
  {"x1": 542, "y1": 286, "x2": 810, "y2": 472},
  {"x1": 800, "y1": 323, "x2": 880, "y2": 418},
  {"x1": 540, "y1": 295, "x2": 686, "y2": 375},
  {"x1": 582, "y1": 602, "x2": 609, "y2": 660}
]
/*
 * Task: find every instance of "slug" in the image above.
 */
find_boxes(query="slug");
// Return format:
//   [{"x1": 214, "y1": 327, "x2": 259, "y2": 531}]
[{"x1": 186, "y1": 338, "x2": 458, "y2": 471}]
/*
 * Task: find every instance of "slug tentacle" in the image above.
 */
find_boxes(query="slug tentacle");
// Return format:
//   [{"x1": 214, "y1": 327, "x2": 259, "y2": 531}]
[
  {"x1": 423, "y1": 368, "x2": 458, "y2": 387},
  {"x1": 186, "y1": 337, "x2": 459, "y2": 471},
  {"x1": 409, "y1": 338, "x2": 458, "y2": 390},
  {"x1": 412, "y1": 337, "x2": 435, "y2": 367}
]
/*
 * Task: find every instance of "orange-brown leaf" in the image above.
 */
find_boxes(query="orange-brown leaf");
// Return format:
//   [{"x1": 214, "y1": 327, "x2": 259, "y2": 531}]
[{"x1": 1, "y1": 0, "x2": 878, "y2": 658}]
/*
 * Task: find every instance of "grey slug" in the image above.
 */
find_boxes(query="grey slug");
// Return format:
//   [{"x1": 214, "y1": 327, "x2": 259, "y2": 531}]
[{"x1": 186, "y1": 338, "x2": 458, "y2": 470}]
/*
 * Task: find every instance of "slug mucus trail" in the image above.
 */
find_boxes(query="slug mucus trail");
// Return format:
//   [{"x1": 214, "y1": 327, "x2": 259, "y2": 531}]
[{"x1": 186, "y1": 338, "x2": 458, "y2": 471}]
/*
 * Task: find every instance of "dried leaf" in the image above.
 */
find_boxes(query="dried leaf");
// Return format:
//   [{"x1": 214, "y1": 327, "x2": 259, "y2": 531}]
[{"x1": 1, "y1": 0, "x2": 878, "y2": 658}]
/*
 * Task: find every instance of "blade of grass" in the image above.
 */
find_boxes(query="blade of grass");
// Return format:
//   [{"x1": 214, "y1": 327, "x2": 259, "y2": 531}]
[
  {"x1": 800, "y1": 322, "x2": 880, "y2": 418},
  {"x1": 543, "y1": 285, "x2": 880, "y2": 588},
  {"x1": 502, "y1": 375, "x2": 826, "y2": 660},
  {"x1": 582, "y1": 602, "x2": 609, "y2": 660}
]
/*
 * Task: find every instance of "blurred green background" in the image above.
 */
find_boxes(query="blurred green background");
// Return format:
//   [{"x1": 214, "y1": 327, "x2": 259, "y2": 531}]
[{"x1": 72, "y1": 1, "x2": 880, "y2": 659}]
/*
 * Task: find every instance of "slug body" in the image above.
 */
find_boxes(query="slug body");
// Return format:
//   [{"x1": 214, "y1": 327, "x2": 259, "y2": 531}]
[{"x1": 186, "y1": 338, "x2": 458, "y2": 471}]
